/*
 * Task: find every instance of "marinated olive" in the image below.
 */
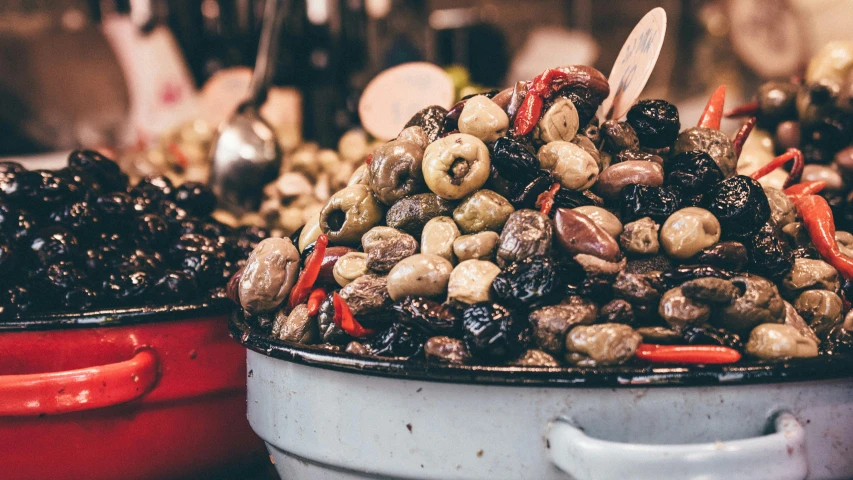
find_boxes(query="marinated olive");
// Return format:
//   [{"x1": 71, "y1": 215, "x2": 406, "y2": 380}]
[
  {"x1": 317, "y1": 292, "x2": 348, "y2": 344},
  {"x1": 367, "y1": 139, "x2": 426, "y2": 205},
  {"x1": 619, "y1": 217, "x2": 660, "y2": 256},
  {"x1": 424, "y1": 336, "x2": 471, "y2": 364},
  {"x1": 319, "y1": 184, "x2": 385, "y2": 246},
  {"x1": 275, "y1": 304, "x2": 317, "y2": 344},
  {"x1": 682, "y1": 325, "x2": 743, "y2": 350},
  {"x1": 701, "y1": 176, "x2": 770, "y2": 237},
  {"x1": 536, "y1": 98, "x2": 579, "y2": 143},
  {"x1": 665, "y1": 150, "x2": 724, "y2": 197},
  {"x1": 660, "y1": 264, "x2": 734, "y2": 288},
  {"x1": 422, "y1": 133, "x2": 491, "y2": 200},
  {"x1": 538, "y1": 141, "x2": 599, "y2": 191},
  {"x1": 385, "y1": 193, "x2": 456, "y2": 236},
  {"x1": 746, "y1": 324, "x2": 818, "y2": 360},
  {"x1": 497, "y1": 210, "x2": 552, "y2": 267},
  {"x1": 744, "y1": 221, "x2": 794, "y2": 280},
  {"x1": 489, "y1": 136, "x2": 540, "y2": 183},
  {"x1": 458, "y1": 95, "x2": 510, "y2": 142},
  {"x1": 680, "y1": 277, "x2": 739, "y2": 304},
  {"x1": 756, "y1": 81, "x2": 799, "y2": 124},
  {"x1": 716, "y1": 275, "x2": 785, "y2": 334},
  {"x1": 421, "y1": 216, "x2": 460, "y2": 262},
  {"x1": 554, "y1": 208, "x2": 621, "y2": 261},
  {"x1": 361, "y1": 226, "x2": 418, "y2": 273},
  {"x1": 387, "y1": 254, "x2": 453, "y2": 301},
  {"x1": 452, "y1": 190, "x2": 514, "y2": 233},
  {"x1": 595, "y1": 161, "x2": 664, "y2": 201},
  {"x1": 626, "y1": 99, "x2": 680, "y2": 148},
  {"x1": 492, "y1": 256, "x2": 561, "y2": 308},
  {"x1": 674, "y1": 127, "x2": 737, "y2": 178},
  {"x1": 29, "y1": 227, "x2": 78, "y2": 264},
  {"x1": 239, "y1": 238, "x2": 300, "y2": 314},
  {"x1": 173, "y1": 182, "x2": 216, "y2": 217},
  {"x1": 447, "y1": 259, "x2": 501, "y2": 304},
  {"x1": 339, "y1": 274, "x2": 392, "y2": 317},
  {"x1": 660, "y1": 207, "x2": 721, "y2": 260},
  {"x1": 572, "y1": 206, "x2": 622, "y2": 238},
  {"x1": 619, "y1": 184, "x2": 681, "y2": 223},
  {"x1": 600, "y1": 120, "x2": 639, "y2": 154},
  {"x1": 528, "y1": 299, "x2": 597, "y2": 355},
  {"x1": 404, "y1": 105, "x2": 447, "y2": 144},
  {"x1": 453, "y1": 231, "x2": 500, "y2": 262},
  {"x1": 393, "y1": 296, "x2": 460, "y2": 335},
  {"x1": 462, "y1": 302, "x2": 531, "y2": 361},
  {"x1": 367, "y1": 323, "x2": 428, "y2": 358},
  {"x1": 782, "y1": 258, "x2": 840, "y2": 296},
  {"x1": 794, "y1": 289, "x2": 842, "y2": 337},
  {"x1": 565, "y1": 323, "x2": 641, "y2": 366}
]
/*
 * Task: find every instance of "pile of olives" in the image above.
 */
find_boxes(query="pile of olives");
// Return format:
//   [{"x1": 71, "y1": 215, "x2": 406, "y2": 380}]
[
  {"x1": 235, "y1": 63, "x2": 853, "y2": 367},
  {"x1": 0, "y1": 151, "x2": 268, "y2": 319}
]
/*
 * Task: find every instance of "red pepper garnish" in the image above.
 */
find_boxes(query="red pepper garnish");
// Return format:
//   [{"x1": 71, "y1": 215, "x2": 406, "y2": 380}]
[
  {"x1": 286, "y1": 234, "x2": 329, "y2": 311},
  {"x1": 724, "y1": 100, "x2": 759, "y2": 119},
  {"x1": 635, "y1": 344, "x2": 741, "y2": 365},
  {"x1": 513, "y1": 68, "x2": 570, "y2": 136},
  {"x1": 167, "y1": 142, "x2": 190, "y2": 169},
  {"x1": 784, "y1": 181, "x2": 826, "y2": 202},
  {"x1": 307, "y1": 287, "x2": 327, "y2": 316},
  {"x1": 697, "y1": 85, "x2": 727, "y2": 130},
  {"x1": 794, "y1": 195, "x2": 853, "y2": 280},
  {"x1": 535, "y1": 183, "x2": 562, "y2": 216},
  {"x1": 732, "y1": 116, "x2": 757, "y2": 159},
  {"x1": 365, "y1": 153, "x2": 372, "y2": 165},
  {"x1": 749, "y1": 148, "x2": 803, "y2": 189},
  {"x1": 333, "y1": 292, "x2": 374, "y2": 338}
]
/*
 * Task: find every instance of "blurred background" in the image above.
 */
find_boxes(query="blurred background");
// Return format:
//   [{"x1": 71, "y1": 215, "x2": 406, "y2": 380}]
[{"x1": 0, "y1": 0, "x2": 850, "y2": 156}]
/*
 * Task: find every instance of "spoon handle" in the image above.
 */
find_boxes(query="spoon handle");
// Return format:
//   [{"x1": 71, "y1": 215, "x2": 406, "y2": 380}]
[{"x1": 245, "y1": 0, "x2": 288, "y2": 109}]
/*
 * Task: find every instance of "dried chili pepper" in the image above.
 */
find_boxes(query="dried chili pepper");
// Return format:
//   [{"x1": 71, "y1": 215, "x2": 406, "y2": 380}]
[
  {"x1": 784, "y1": 181, "x2": 826, "y2": 202},
  {"x1": 635, "y1": 344, "x2": 741, "y2": 364},
  {"x1": 724, "y1": 100, "x2": 759, "y2": 119},
  {"x1": 307, "y1": 287, "x2": 327, "y2": 316},
  {"x1": 794, "y1": 195, "x2": 853, "y2": 280},
  {"x1": 513, "y1": 69, "x2": 565, "y2": 136},
  {"x1": 286, "y1": 234, "x2": 329, "y2": 311},
  {"x1": 333, "y1": 292, "x2": 374, "y2": 338},
  {"x1": 364, "y1": 153, "x2": 372, "y2": 165},
  {"x1": 697, "y1": 85, "x2": 727, "y2": 130},
  {"x1": 733, "y1": 116, "x2": 757, "y2": 159},
  {"x1": 749, "y1": 148, "x2": 803, "y2": 188},
  {"x1": 535, "y1": 183, "x2": 562, "y2": 216}
]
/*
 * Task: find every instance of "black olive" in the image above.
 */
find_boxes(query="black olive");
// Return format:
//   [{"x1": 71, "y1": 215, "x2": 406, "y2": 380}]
[
  {"x1": 152, "y1": 270, "x2": 199, "y2": 302},
  {"x1": 64, "y1": 287, "x2": 100, "y2": 311},
  {"x1": 367, "y1": 323, "x2": 428, "y2": 358},
  {"x1": 619, "y1": 184, "x2": 681, "y2": 223},
  {"x1": 159, "y1": 200, "x2": 191, "y2": 225},
  {"x1": 101, "y1": 269, "x2": 152, "y2": 305},
  {"x1": 118, "y1": 248, "x2": 166, "y2": 274},
  {"x1": 557, "y1": 87, "x2": 607, "y2": 128},
  {"x1": 492, "y1": 256, "x2": 561, "y2": 308},
  {"x1": 506, "y1": 171, "x2": 554, "y2": 208},
  {"x1": 0, "y1": 243, "x2": 15, "y2": 277},
  {"x1": 95, "y1": 192, "x2": 133, "y2": 224},
  {"x1": 173, "y1": 182, "x2": 216, "y2": 217},
  {"x1": 755, "y1": 81, "x2": 798, "y2": 126},
  {"x1": 682, "y1": 325, "x2": 743, "y2": 351},
  {"x1": 661, "y1": 265, "x2": 735, "y2": 289},
  {"x1": 393, "y1": 296, "x2": 460, "y2": 335},
  {"x1": 317, "y1": 292, "x2": 349, "y2": 344},
  {"x1": 626, "y1": 99, "x2": 680, "y2": 148},
  {"x1": 404, "y1": 105, "x2": 448, "y2": 143},
  {"x1": 821, "y1": 324, "x2": 853, "y2": 355},
  {"x1": 0, "y1": 162, "x2": 32, "y2": 201},
  {"x1": 236, "y1": 225, "x2": 271, "y2": 258},
  {"x1": 462, "y1": 302, "x2": 531, "y2": 361},
  {"x1": 29, "y1": 170, "x2": 75, "y2": 209},
  {"x1": 29, "y1": 227, "x2": 78, "y2": 264},
  {"x1": 49, "y1": 201, "x2": 100, "y2": 238},
  {"x1": 743, "y1": 221, "x2": 794, "y2": 280},
  {"x1": 801, "y1": 115, "x2": 851, "y2": 164},
  {"x1": 171, "y1": 233, "x2": 226, "y2": 288},
  {"x1": 128, "y1": 188, "x2": 156, "y2": 214},
  {"x1": 694, "y1": 241, "x2": 748, "y2": 272},
  {"x1": 39, "y1": 261, "x2": 87, "y2": 294},
  {"x1": 82, "y1": 248, "x2": 108, "y2": 275},
  {"x1": 135, "y1": 175, "x2": 175, "y2": 204},
  {"x1": 136, "y1": 213, "x2": 170, "y2": 250},
  {"x1": 0, "y1": 285, "x2": 32, "y2": 318},
  {"x1": 701, "y1": 175, "x2": 770, "y2": 237},
  {"x1": 489, "y1": 137, "x2": 540, "y2": 183},
  {"x1": 6, "y1": 209, "x2": 38, "y2": 246},
  {"x1": 67, "y1": 150, "x2": 127, "y2": 192},
  {"x1": 665, "y1": 150, "x2": 724, "y2": 197}
]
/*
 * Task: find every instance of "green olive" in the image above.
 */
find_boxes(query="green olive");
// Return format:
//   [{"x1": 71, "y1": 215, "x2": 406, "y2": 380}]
[
  {"x1": 367, "y1": 139, "x2": 425, "y2": 205},
  {"x1": 421, "y1": 216, "x2": 460, "y2": 263},
  {"x1": 319, "y1": 184, "x2": 385, "y2": 246},
  {"x1": 458, "y1": 95, "x2": 509, "y2": 143},
  {"x1": 422, "y1": 133, "x2": 490, "y2": 200},
  {"x1": 452, "y1": 190, "x2": 514, "y2": 234}
]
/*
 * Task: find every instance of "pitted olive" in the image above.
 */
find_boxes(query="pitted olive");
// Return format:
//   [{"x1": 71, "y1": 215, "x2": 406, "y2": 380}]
[
  {"x1": 716, "y1": 275, "x2": 785, "y2": 333},
  {"x1": 452, "y1": 190, "x2": 514, "y2": 233},
  {"x1": 422, "y1": 133, "x2": 491, "y2": 200},
  {"x1": 529, "y1": 299, "x2": 598, "y2": 355},
  {"x1": 511, "y1": 349, "x2": 560, "y2": 367},
  {"x1": 239, "y1": 237, "x2": 300, "y2": 314},
  {"x1": 536, "y1": 97, "x2": 579, "y2": 143},
  {"x1": 421, "y1": 217, "x2": 460, "y2": 263},
  {"x1": 361, "y1": 226, "x2": 418, "y2": 273},
  {"x1": 385, "y1": 193, "x2": 456, "y2": 236},
  {"x1": 339, "y1": 274, "x2": 392, "y2": 316},
  {"x1": 453, "y1": 231, "x2": 500, "y2": 262},
  {"x1": 319, "y1": 184, "x2": 385, "y2": 246},
  {"x1": 298, "y1": 212, "x2": 322, "y2": 252},
  {"x1": 333, "y1": 251, "x2": 369, "y2": 287},
  {"x1": 447, "y1": 259, "x2": 501, "y2": 304},
  {"x1": 794, "y1": 289, "x2": 842, "y2": 337},
  {"x1": 619, "y1": 217, "x2": 660, "y2": 255},
  {"x1": 538, "y1": 141, "x2": 599, "y2": 191},
  {"x1": 565, "y1": 323, "x2": 642, "y2": 366},
  {"x1": 782, "y1": 258, "x2": 840, "y2": 296},
  {"x1": 397, "y1": 125, "x2": 429, "y2": 149},
  {"x1": 573, "y1": 206, "x2": 622, "y2": 238},
  {"x1": 764, "y1": 187, "x2": 796, "y2": 228},
  {"x1": 367, "y1": 139, "x2": 425, "y2": 205},
  {"x1": 658, "y1": 287, "x2": 711, "y2": 331},
  {"x1": 386, "y1": 254, "x2": 453, "y2": 300},
  {"x1": 660, "y1": 207, "x2": 721, "y2": 260},
  {"x1": 458, "y1": 95, "x2": 510, "y2": 143},
  {"x1": 746, "y1": 324, "x2": 819, "y2": 360},
  {"x1": 274, "y1": 304, "x2": 317, "y2": 343},
  {"x1": 497, "y1": 210, "x2": 553, "y2": 267}
]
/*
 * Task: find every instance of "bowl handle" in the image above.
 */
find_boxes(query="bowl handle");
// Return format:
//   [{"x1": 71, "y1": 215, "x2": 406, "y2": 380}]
[
  {"x1": 546, "y1": 411, "x2": 807, "y2": 480},
  {"x1": 0, "y1": 348, "x2": 159, "y2": 417}
]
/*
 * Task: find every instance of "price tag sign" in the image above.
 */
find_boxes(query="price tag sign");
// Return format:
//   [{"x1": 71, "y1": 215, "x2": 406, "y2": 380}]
[
  {"x1": 601, "y1": 7, "x2": 667, "y2": 120},
  {"x1": 359, "y1": 62, "x2": 454, "y2": 140}
]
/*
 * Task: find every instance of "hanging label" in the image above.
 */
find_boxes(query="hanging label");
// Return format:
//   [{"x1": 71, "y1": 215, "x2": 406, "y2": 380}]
[
  {"x1": 601, "y1": 7, "x2": 667, "y2": 120},
  {"x1": 359, "y1": 62, "x2": 454, "y2": 141}
]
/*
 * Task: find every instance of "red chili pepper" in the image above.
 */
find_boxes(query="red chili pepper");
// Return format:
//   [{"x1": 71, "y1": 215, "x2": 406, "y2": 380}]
[
  {"x1": 697, "y1": 85, "x2": 727, "y2": 130},
  {"x1": 724, "y1": 100, "x2": 759, "y2": 119},
  {"x1": 365, "y1": 153, "x2": 372, "y2": 165},
  {"x1": 535, "y1": 183, "x2": 562, "y2": 216},
  {"x1": 784, "y1": 181, "x2": 826, "y2": 202},
  {"x1": 513, "y1": 68, "x2": 570, "y2": 136},
  {"x1": 635, "y1": 344, "x2": 742, "y2": 364},
  {"x1": 307, "y1": 287, "x2": 327, "y2": 316},
  {"x1": 333, "y1": 292, "x2": 374, "y2": 338},
  {"x1": 167, "y1": 142, "x2": 190, "y2": 169},
  {"x1": 732, "y1": 116, "x2": 757, "y2": 159},
  {"x1": 286, "y1": 234, "x2": 329, "y2": 311},
  {"x1": 749, "y1": 148, "x2": 803, "y2": 188},
  {"x1": 794, "y1": 195, "x2": 853, "y2": 280}
]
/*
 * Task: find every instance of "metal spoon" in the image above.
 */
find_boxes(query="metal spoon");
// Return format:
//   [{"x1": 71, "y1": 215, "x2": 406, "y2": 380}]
[{"x1": 208, "y1": 0, "x2": 287, "y2": 214}]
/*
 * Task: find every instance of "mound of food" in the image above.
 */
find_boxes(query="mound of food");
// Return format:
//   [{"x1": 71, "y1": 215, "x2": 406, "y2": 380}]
[{"x1": 231, "y1": 63, "x2": 853, "y2": 367}]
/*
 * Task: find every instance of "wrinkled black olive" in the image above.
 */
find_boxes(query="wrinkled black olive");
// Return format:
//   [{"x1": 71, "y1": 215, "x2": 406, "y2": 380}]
[
  {"x1": 665, "y1": 150, "x2": 724, "y2": 197},
  {"x1": 695, "y1": 241, "x2": 748, "y2": 272},
  {"x1": 136, "y1": 213, "x2": 170, "y2": 250},
  {"x1": 29, "y1": 227, "x2": 78, "y2": 264},
  {"x1": 557, "y1": 87, "x2": 607, "y2": 129},
  {"x1": 492, "y1": 256, "x2": 560, "y2": 308},
  {"x1": 39, "y1": 261, "x2": 86, "y2": 294},
  {"x1": 0, "y1": 162, "x2": 32, "y2": 201},
  {"x1": 800, "y1": 116, "x2": 850, "y2": 164},
  {"x1": 626, "y1": 99, "x2": 680, "y2": 148},
  {"x1": 49, "y1": 201, "x2": 100, "y2": 237},
  {"x1": 661, "y1": 265, "x2": 735, "y2": 289},
  {"x1": 821, "y1": 324, "x2": 853, "y2": 355},
  {"x1": 546, "y1": 188, "x2": 597, "y2": 217},
  {"x1": 29, "y1": 170, "x2": 77, "y2": 208},
  {"x1": 393, "y1": 296, "x2": 460, "y2": 335},
  {"x1": 95, "y1": 192, "x2": 133, "y2": 224},
  {"x1": 317, "y1": 292, "x2": 349, "y2": 344},
  {"x1": 744, "y1": 221, "x2": 794, "y2": 279},
  {"x1": 462, "y1": 302, "x2": 531, "y2": 361},
  {"x1": 0, "y1": 285, "x2": 32, "y2": 318},
  {"x1": 490, "y1": 137, "x2": 540, "y2": 183},
  {"x1": 118, "y1": 248, "x2": 166, "y2": 274},
  {"x1": 152, "y1": 270, "x2": 199, "y2": 302},
  {"x1": 64, "y1": 287, "x2": 99, "y2": 311},
  {"x1": 101, "y1": 269, "x2": 152, "y2": 304},
  {"x1": 619, "y1": 184, "x2": 681, "y2": 223},
  {"x1": 701, "y1": 175, "x2": 770, "y2": 237},
  {"x1": 236, "y1": 225, "x2": 271, "y2": 258},
  {"x1": 173, "y1": 182, "x2": 216, "y2": 217},
  {"x1": 506, "y1": 172, "x2": 554, "y2": 209},
  {"x1": 404, "y1": 105, "x2": 447, "y2": 143},
  {"x1": 682, "y1": 325, "x2": 743, "y2": 351},
  {"x1": 67, "y1": 150, "x2": 127, "y2": 192},
  {"x1": 135, "y1": 175, "x2": 175, "y2": 204},
  {"x1": 159, "y1": 200, "x2": 191, "y2": 225},
  {"x1": 171, "y1": 234, "x2": 226, "y2": 288},
  {"x1": 367, "y1": 323, "x2": 428, "y2": 358},
  {"x1": 0, "y1": 243, "x2": 15, "y2": 277}
]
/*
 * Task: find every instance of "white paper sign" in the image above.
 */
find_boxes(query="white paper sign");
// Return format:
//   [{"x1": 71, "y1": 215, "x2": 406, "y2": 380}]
[
  {"x1": 359, "y1": 62, "x2": 454, "y2": 141},
  {"x1": 601, "y1": 7, "x2": 667, "y2": 120}
]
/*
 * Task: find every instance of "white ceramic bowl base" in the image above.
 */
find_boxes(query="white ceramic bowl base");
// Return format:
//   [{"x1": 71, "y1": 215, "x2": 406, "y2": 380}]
[{"x1": 246, "y1": 350, "x2": 853, "y2": 480}]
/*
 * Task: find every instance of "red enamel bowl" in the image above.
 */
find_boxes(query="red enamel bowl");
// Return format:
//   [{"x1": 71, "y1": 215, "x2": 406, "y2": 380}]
[{"x1": 0, "y1": 301, "x2": 268, "y2": 480}]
